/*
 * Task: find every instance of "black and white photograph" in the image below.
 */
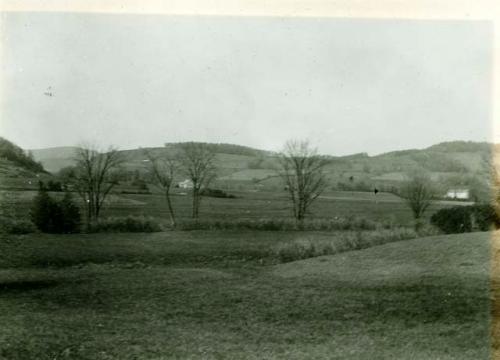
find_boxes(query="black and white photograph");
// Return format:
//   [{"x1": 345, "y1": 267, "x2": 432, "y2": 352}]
[{"x1": 0, "y1": 1, "x2": 499, "y2": 359}]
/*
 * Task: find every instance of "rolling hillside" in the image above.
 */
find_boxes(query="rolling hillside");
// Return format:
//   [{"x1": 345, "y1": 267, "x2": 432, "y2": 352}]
[
  {"x1": 30, "y1": 140, "x2": 493, "y2": 173},
  {"x1": 0, "y1": 137, "x2": 51, "y2": 189},
  {"x1": 24, "y1": 140, "x2": 497, "y2": 199}
]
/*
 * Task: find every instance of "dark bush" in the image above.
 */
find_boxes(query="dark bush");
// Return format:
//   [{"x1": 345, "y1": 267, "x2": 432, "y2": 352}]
[
  {"x1": 30, "y1": 186, "x2": 81, "y2": 233},
  {"x1": 46, "y1": 180, "x2": 63, "y2": 192},
  {"x1": 200, "y1": 188, "x2": 236, "y2": 199},
  {"x1": 471, "y1": 204, "x2": 500, "y2": 231},
  {"x1": 30, "y1": 186, "x2": 61, "y2": 233},
  {"x1": 59, "y1": 192, "x2": 81, "y2": 233},
  {"x1": 430, "y1": 204, "x2": 500, "y2": 234},
  {"x1": 91, "y1": 216, "x2": 162, "y2": 233},
  {"x1": 431, "y1": 206, "x2": 471, "y2": 234}
]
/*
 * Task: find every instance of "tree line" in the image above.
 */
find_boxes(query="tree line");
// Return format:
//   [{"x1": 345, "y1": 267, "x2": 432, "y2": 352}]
[
  {"x1": 38, "y1": 139, "x2": 495, "y2": 232},
  {"x1": 48, "y1": 140, "x2": 332, "y2": 230}
]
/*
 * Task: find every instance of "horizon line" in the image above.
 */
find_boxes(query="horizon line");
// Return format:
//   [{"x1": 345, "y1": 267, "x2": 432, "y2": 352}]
[{"x1": 25, "y1": 138, "x2": 498, "y2": 158}]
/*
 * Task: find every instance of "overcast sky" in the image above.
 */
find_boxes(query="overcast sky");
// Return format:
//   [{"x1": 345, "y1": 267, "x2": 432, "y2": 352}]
[{"x1": 0, "y1": 13, "x2": 493, "y2": 155}]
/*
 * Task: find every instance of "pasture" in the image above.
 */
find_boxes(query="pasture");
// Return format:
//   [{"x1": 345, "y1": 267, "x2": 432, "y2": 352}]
[
  {"x1": 0, "y1": 230, "x2": 492, "y2": 359},
  {"x1": 1, "y1": 188, "x2": 464, "y2": 227}
]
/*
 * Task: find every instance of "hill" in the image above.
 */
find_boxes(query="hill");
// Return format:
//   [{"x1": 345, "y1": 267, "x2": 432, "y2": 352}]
[
  {"x1": 29, "y1": 140, "x2": 494, "y2": 173},
  {"x1": 321, "y1": 141, "x2": 493, "y2": 200},
  {"x1": 24, "y1": 140, "x2": 496, "y2": 200},
  {"x1": 0, "y1": 137, "x2": 51, "y2": 189},
  {"x1": 29, "y1": 146, "x2": 80, "y2": 173},
  {"x1": 0, "y1": 137, "x2": 45, "y2": 174}
]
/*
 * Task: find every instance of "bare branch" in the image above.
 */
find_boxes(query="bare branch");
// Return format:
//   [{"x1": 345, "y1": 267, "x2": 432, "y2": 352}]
[
  {"x1": 277, "y1": 139, "x2": 330, "y2": 223},
  {"x1": 400, "y1": 171, "x2": 435, "y2": 229},
  {"x1": 143, "y1": 148, "x2": 178, "y2": 226},
  {"x1": 71, "y1": 143, "x2": 124, "y2": 229},
  {"x1": 177, "y1": 142, "x2": 217, "y2": 218}
]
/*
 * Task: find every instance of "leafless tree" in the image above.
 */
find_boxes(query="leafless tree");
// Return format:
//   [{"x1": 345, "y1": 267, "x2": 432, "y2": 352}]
[
  {"x1": 73, "y1": 144, "x2": 124, "y2": 230},
  {"x1": 400, "y1": 171, "x2": 434, "y2": 229},
  {"x1": 143, "y1": 148, "x2": 177, "y2": 227},
  {"x1": 278, "y1": 139, "x2": 329, "y2": 225},
  {"x1": 178, "y1": 142, "x2": 217, "y2": 218}
]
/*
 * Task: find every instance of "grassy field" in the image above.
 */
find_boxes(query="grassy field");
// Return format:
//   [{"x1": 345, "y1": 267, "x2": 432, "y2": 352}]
[
  {"x1": 1, "y1": 188, "x2": 460, "y2": 227},
  {"x1": 0, "y1": 230, "x2": 492, "y2": 359}
]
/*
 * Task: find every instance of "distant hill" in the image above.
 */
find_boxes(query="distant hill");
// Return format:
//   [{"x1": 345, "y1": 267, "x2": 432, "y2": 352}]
[
  {"x1": 30, "y1": 146, "x2": 80, "y2": 173},
  {"x1": 28, "y1": 140, "x2": 494, "y2": 176},
  {"x1": 30, "y1": 146, "x2": 80, "y2": 160},
  {"x1": 23, "y1": 139, "x2": 497, "y2": 201},
  {"x1": 30, "y1": 143, "x2": 275, "y2": 174},
  {"x1": 427, "y1": 141, "x2": 492, "y2": 153},
  {"x1": 165, "y1": 142, "x2": 274, "y2": 157},
  {"x1": 326, "y1": 141, "x2": 493, "y2": 201}
]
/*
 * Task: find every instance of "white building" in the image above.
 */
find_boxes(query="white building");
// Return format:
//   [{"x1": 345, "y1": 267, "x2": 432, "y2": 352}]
[
  {"x1": 177, "y1": 179, "x2": 194, "y2": 189},
  {"x1": 445, "y1": 189, "x2": 470, "y2": 200}
]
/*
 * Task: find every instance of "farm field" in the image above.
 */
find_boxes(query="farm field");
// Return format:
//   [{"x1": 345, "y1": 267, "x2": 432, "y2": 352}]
[
  {"x1": 0, "y1": 189, "x2": 466, "y2": 227},
  {"x1": 0, "y1": 230, "x2": 492, "y2": 359}
]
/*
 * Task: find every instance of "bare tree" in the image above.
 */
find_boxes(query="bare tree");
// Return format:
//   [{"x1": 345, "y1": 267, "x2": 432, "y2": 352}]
[
  {"x1": 178, "y1": 142, "x2": 217, "y2": 218},
  {"x1": 400, "y1": 171, "x2": 434, "y2": 229},
  {"x1": 278, "y1": 139, "x2": 329, "y2": 225},
  {"x1": 144, "y1": 148, "x2": 177, "y2": 227},
  {"x1": 73, "y1": 144, "x2": 124, "y2": 230}
]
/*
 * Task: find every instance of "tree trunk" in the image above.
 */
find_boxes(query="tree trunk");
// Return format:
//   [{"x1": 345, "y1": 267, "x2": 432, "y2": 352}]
[
  {"x1": 95, "y1": 202, "x2": 101, "y2": 223},
  {"x1": 296, "y1": 215, "x2": 305, "y2": 230},
  {"x1": 86, "y1": 199, "x2": 92, "y2": 232},
  {"x1": 165, "y1": 190, "x2": 176, "y2": 227},
  {"x1": 192, "y1": 188, "x2": 199, "y2": 219},
  {"x1": 414, "y1": 216, "x2": 423, "y2": 232}
]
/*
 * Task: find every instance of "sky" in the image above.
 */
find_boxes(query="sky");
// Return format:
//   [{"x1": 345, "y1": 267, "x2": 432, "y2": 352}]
[{"x1": 0, "y1": 13, "x2": 493, "y2": 156}]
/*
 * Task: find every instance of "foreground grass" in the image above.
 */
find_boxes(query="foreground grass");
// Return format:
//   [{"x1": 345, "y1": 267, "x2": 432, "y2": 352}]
[{"x1": 0, "y1": 231, "x2": 492, "y2": 359}]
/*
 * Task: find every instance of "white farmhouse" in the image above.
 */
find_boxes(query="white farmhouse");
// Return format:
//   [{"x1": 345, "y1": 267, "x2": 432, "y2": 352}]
[
  {"x1": 445, "y1": 188, "x2": 470, "y2": 200},
  {"x1": 178, "y1": 179, "x2": 194, "y2": 189}
]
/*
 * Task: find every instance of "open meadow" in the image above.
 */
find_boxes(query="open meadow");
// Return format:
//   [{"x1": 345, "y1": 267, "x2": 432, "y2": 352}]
[
  {"x1": 1, "y1": 188, "x2": 468, "y2": 228},
  {"x1": 0, "y1": 230, "x2": 492, "y2": 359}
]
